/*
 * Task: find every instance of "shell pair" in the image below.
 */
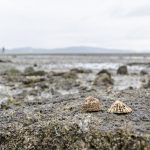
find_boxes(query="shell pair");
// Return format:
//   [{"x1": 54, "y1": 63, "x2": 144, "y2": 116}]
[{"x1": 81, "y1": 96, "x2": 132, "y2": 114}]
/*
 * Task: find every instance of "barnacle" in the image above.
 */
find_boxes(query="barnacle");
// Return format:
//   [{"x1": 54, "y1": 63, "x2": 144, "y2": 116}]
[
  {"x1": 81, "y1": 96, "x2": 101, "y2": 112},
  {"x1": 108, "y1": 100, "x2": 132, "y2": 114}
]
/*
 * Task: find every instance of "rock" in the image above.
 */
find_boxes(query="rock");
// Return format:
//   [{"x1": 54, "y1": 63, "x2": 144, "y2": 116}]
[
  {"x1": 22, "y1": 76, "x2": 46, "y2": 85},
  {"x1": 70, "y1": 68, "x2": 92, "y2": 74},
  {"x1": 141, "y1": 78, "x2": 146, "y2": 83},
  {"x1": 36, "y1": 82, "x2": 49, "y2": 89},
  {"x1": 55, "y1": 78, "x2": 80, "y2": 90},
  {"x1": 24, "y1": 67, "x2": 46, "y2": 76},
  {"x1": 51, "y1": 71, "x2": 65, "y2": 76},
  {"x1": 0, "y1": 59, "x2": 12, "y2": 63},
  {"x1": 3, "y1": 68, "x2": 22, "y2": 76},
  {"x1": 143, "y1": 78, "x2": 150, "y2": 88},
  {"x1": 140, "y1": 70, "x2": 148, "y2": 75},
  {"x1": 81, "y1": 96, "x2": 101, "y2": 112},
  {"x1": 128, "y1": 86, "x2": 134, "y2": 90},
  {"x1": 63, "y1": 71, "x2": 77, "y2": 79},
  {"x1": 117, "y1": 65, "x2": 128, "y2": 75},
  {"x1": 33, "y1": 63, "x2": 38, "y2": 67},
  {"x1": 93, "y1": 71, "x2": 113, "y2": 86},
  {"x1": 0, "y1": 96, "x2": 23, "y2": 110},
  {"x1": 24, "y1": 66, "x2": 35, "y2": 74},
  {"x1": 3, "y1": 69, "x2": 23, "y2": 83},
  {"x1": 97, "y1": 69, "x2": 111, "y2": 77},
  {"x1": 0, "y1": 89, "x2": 150, "y2": 149},
  {"x1": 51, "y1": 71, "x2": 77, "y2": 79},
  {"x1": 33, "y1": 70, "x2": 46, "y2": 76}
]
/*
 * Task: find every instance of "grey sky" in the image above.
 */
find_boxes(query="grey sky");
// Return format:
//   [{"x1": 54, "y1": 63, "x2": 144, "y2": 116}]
[{"x1": 0, "y1": 0, "x2": 150, "y2": 51}]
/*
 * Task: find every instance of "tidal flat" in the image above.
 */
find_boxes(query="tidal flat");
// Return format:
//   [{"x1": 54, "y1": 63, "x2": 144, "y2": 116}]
[{"x1": 0, "y1": 54, "x2": 150, "y2": 149}]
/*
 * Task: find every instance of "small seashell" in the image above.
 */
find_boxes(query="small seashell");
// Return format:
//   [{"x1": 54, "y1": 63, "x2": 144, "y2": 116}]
[
  {"x1": 108, "y1": 100, "x2": 132, "y2": 114},
  {"x1": 81, "y1": 96, "x2": 101, "y2": 112}
]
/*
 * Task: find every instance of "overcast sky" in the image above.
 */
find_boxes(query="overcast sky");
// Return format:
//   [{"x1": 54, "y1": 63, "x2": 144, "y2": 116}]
[{"x1": 0, "y1": 0, "x2": 150, "y2": 51}]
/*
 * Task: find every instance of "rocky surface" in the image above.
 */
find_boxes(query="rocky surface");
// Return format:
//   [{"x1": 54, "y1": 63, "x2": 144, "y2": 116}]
[
  {"x1": 0, "y1": 54, "x2": 150, "y2": 149},
  {"x1": 0, "y1": 88, "x2": 150, "y2": 149}
]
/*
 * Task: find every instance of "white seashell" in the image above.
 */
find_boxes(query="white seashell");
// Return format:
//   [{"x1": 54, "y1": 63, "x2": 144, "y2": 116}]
[
  {"x1": 108, "y1": 100, "x2": 132, "y2": 114},
  {"x1": 81, "y1": 96, "x2": 101, "y2": 112}
]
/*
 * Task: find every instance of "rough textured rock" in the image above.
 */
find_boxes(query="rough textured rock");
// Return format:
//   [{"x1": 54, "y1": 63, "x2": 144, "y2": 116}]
[
  {"x1": 24, "y1": 66, "x2": 46, "y2": 76},
  {"x1": 97, "y1": 69, "x2": 111, "y2": 77},
  {"x1": 93, "y1": 72, "x2": 113, "y2": 86},
  {"x1": 143, "y1": 78, "x2": 150, "y2": 88},
  {"x1": 117, "y1": 66, "x2": 128, "y2": 75},
  {"x1": 0, "y1": 89, "x2": 149, "y2": 149},
  {"x1": 3, "y1": 68, "x2": 22, "y2": 76},
  {"x1": 24, "y1": 66, "x2": 35, "y2": 74},
  {"x1": 70, "y1": 68, "x2": 92, "y2": 74},
  {"x1": 140, "y1": 70, "x2": 148, "y2": 75}
]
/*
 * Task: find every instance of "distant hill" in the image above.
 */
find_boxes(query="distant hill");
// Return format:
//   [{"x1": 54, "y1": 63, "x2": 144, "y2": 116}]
[{"x1": 5, "y1": 46, "x2": 128, "y2": 54}]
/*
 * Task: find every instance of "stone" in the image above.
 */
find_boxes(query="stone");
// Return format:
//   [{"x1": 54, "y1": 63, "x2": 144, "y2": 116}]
[
  {"x1": 93, "y1": 73, "x2": 113, "y2": 86},
  {"x1": 140, "y1": 70, "x2": 148, "y2": 75},
  {"x1": 97, "y1": 69, "x2": 111, "y2": 77},
  {"x1": 70, "y1": 68, "x2": 92, "y2": 74},
  {"x1": 117, "y1": 65, "x2": 128, "y2": 75}
]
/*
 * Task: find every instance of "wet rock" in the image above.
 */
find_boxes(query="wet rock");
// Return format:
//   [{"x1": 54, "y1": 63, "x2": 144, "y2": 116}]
[
  {"x1": 47, "y1": 71, "x2": 80, "y2": 91},
  {"x1": 33, "y1": 63, "x2": 38, "y2": 67},
  {"x1": 128, "y1": 62, "x2": 150, "y2": 66},
  {"x1": 0, "y1": 102, "x2": 10, "y2": 110},
  {"x1": 0, "y1": 59, "x2": 12, "y2": 63},
  {"x1": 24, "y1": 67, "x2": 46, "y2": 76},
  {"x1": 128, "y1": 86, "x2": 134, "y2": 90},
  {"x1": 70, "y1": 68, "x2": 92, "y2": 74},
  {"x1": 51, "y1": 71, "x2": 65, "y2": 76},
  {"x1": 3, "y1": 68, "x2": 22, "y2": 76},
  {"x1": 33, "y1": 70, "x2": 46, "y2": 76},
  {"x1": 22, "y1": 76, "x2": 46, "y2": 85},
  {"x1": 51, "y1": 71, "x2": 77, "y2": 79},
  {"x1": 3, "y1": 68, "x2": 23, "y2": 82},
  {"x1": 93, "y1": 71, "x2": 113, "y2": 86},
  {"x1": 24, "y1": 66, "x2": 35, "y2": 74},
  {"x1": 97, "y1": 69, "x2": 111, "y2": 77},
  {"x1": 117, "y1": 65, "x2": 128, "y2": 75},
  {"x1": 143, "y1": 78, "x2": 150, "y2": 88},
  {"x1": 140, "y1": 70, "x2": 148, "y2": 75},
  {"x1": 55, "y1": 78, "x2": 80, "y2": 90},
  {"x1": 63, "y1": 71, "x2": 77, "y2": 79},
  {"x1": 0, "y1": 96, "x2": 22, "y2": 110}
]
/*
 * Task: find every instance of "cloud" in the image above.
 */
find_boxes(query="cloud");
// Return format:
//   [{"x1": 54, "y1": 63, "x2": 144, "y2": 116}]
[
  {"x1": 0, "y1": 0, "x2": 150, "y2": 51},
  {"x1": 126, "y1": 5, "x2": 150, "y2": 17}
]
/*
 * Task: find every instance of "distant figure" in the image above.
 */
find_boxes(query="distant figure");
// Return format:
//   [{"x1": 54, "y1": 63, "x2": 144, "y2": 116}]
[{"x1": 2, "y1": 47, "x2": 5, "y2": 54}]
